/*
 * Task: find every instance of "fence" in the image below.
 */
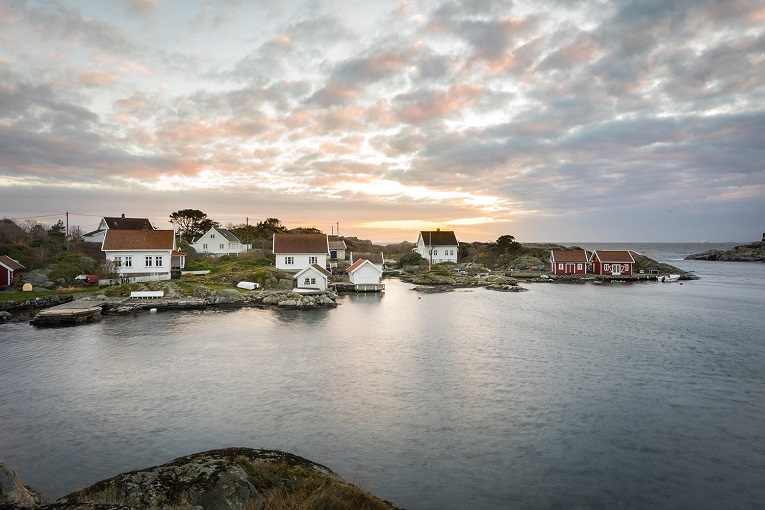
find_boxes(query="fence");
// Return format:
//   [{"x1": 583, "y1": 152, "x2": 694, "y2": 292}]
[{"x1": 99, "y1": 274, "x2": 169, "y2": 286}]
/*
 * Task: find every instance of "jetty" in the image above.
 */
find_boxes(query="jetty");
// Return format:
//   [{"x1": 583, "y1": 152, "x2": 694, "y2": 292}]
[{"x1": 30, "y1": 300, "x2": 103, "y2": 326}]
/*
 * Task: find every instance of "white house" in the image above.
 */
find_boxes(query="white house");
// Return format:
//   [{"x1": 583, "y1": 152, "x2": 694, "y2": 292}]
[
  {"x1": 273, "y1": 233, "x2": 329, "y2": 272},
  {"x1": 102, "y1": 229, "x2": 185, "y2": 279},
  {"x1": 293, "y1": 264, "x2": 332, "y2": 291},
  {"x1": 83, "y1": 214, "x2": 155, "y2": 244},
  {"x1": 191, "y1": 227, "x2": 249, "y2": 255},
  {"x1": 415, "y1": 229, "x2": 459, "y2": 264},
  {"x1": 347, "y1": 258, "x2": 383, "y2": 285}
]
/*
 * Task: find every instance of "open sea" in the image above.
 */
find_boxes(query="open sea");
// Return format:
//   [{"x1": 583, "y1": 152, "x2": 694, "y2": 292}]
[{"x1": 1, "y1": 242, "x2": 764, "y2": 509}]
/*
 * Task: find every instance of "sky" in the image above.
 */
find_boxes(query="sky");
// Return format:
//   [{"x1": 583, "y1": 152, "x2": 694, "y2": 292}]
[{"x1": 1, "y1": 0, "x2": 764, "y2": 243}]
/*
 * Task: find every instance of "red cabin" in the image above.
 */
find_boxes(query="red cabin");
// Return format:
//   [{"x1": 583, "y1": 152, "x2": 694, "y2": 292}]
[
  {"x1": 550, "y1": 249, "x2": 588, "y2": 275},
  {"x1": 0, "y1": 255, "x2": 25, "y2": 286},
  {"x1": 590, "y1": 250, "x2": 635, "y2": 276}
]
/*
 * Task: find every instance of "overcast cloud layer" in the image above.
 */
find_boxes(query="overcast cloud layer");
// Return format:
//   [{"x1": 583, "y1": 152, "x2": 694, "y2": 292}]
[{"x1": 1, "y1": 0, "x2": 764, "y2": 242}]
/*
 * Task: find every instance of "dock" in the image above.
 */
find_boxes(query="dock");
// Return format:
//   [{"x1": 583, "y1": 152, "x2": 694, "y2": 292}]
[{"x1": 30, "y1": 300, "x2": 103, "y2": 326}]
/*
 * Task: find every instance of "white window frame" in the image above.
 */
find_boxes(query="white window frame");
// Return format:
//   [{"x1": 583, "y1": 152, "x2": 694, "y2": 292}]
[
  {"x1": 124, "y1": 256, "x2": 132, "y2": 267},
  {"x1": 285, "y1": 256, "x2": 294, "y2": 265},
  {"x1": 155, "y1": 256, "x2": 163, "y2": 267},
  {"x1": 309, "y1": 256, "x2": 317, "y2": 264},
  {"x1": 145, "y1": 256, "x2": 153, "y2": 267}
]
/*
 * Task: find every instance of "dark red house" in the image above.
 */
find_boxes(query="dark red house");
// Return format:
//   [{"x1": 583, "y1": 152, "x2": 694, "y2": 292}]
[
  {"x1": 550, "y1": 249, "x2": 589, "y2": 275},
  {"x1": 590, "y1": 250, "x2": 635, "y2": 276},
  {"x1": 0, "y1": 255, "x2": 25, "y2": 286}
]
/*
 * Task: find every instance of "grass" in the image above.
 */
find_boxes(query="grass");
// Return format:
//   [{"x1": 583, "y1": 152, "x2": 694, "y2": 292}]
[
  {"x1": 235, "y1": 457, "x2": 390, "y2": 510},
  {"x1": 0, "y1": 286, "x2": 100, "y2": 303}
]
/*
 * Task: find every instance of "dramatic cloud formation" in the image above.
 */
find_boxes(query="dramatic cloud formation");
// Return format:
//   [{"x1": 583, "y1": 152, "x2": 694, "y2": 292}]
[{"x1": 1, "y1": 0, "x2": 763, "y2": 242}]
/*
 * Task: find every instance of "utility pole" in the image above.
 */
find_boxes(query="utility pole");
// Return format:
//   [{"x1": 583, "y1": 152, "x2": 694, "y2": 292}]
[
  {"x1": 337, "y1": 222, "x2": 340, "y2": 237},
  {"x1": 66, "y1": 212, "x2": 69, "y2": 251},
  {"x1": 428, "y1": 230, "x2": 432, "y2": 270}
]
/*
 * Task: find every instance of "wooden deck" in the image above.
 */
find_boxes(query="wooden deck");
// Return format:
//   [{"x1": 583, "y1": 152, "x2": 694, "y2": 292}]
[{"x1": 31, "y1": 300, "x2": 103, "y2": 326}]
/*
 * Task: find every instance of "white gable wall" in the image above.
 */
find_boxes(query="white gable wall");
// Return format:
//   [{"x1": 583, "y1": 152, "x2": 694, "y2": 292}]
[
  {"x1": 349, "y1": 263, "x2": 382, "y2": 285},
  {"x1": 104, "y1": 249, "x2": 173, "y2": 278},
  {"x1": 415, "y1": 236, "x2": 458, "y2": 263},
  {"x1": 276, "y1": 253, "x2": 328, "y2": 272}
]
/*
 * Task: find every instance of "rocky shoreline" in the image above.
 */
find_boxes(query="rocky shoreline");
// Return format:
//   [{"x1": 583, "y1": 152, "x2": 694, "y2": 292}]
[
  {"x1": 0, "y1": 447, "x2": 402, "y2": 510},
  {"x1": 684, "y1": 240, "x2": 764, "y2": 262}
]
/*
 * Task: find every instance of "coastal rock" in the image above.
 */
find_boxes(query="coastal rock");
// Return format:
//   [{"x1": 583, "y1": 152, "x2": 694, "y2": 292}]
[
  {"x1": 0, "y1": 460, "x2": 42, "y2": 505},
  {"x1": 1, "y1": 448, "x2": 401, "y2": 510},
  {"x1": 685, "y1": 241, "x2": 764, "y2": 262},
  {"x1": 21, "y1": 269, "x2": 51, "y2": 286}
]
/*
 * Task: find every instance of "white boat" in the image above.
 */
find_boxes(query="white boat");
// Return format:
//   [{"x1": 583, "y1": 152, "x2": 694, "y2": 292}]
[
  {"x1": 236, "y1": 281, "x2": 260, "y2": 290},
  {"x1": 658, "y1": 274, "x2": 680, "y2": 283}
]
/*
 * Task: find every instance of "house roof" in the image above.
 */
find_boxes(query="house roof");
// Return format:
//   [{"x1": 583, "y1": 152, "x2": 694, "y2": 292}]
[
  {"x1": 0, "y1": 255, "x2": 24, "y2": 270},
  {"x1": 103, "y1": 217, "x2": 154, "y2": 230},
  {"x1": 347, "y1": 258, "x2": 382, "y2": 273},
  {"x1": 216, "y1": 228, "x2": 241, "y2": 243},
  {"x1": 328, "y1": 240, "x2": 347, "y2": 250},
  {"x1": 592, "y1": 250, "x2": 635, "y2": 263},
  {"x1": 293, "y1": 263, "x2": 332, "y2": 278},
  {"x1": 82, "y1": 229, "x2": 105, "y2": 237},
  {"x1": 102, "y1": 230, "x2": 175, "y2": 251},
  {"x1": 419, "y1": 230, "x2": 458, "y2": 246},
  {"x1": 350, "y1": 251, "x2": 384, "y2": 265},
  {"x1": 551, "y1": 249, "x2": 588, "y2": 263},
  {"x1": 273, "y1": 233, "x2": 328, "y2": 254}
]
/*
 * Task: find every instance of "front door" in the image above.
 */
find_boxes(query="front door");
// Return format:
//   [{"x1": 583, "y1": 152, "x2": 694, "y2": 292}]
[
  {"x1": 611, "y1": 264, "x2": 621, "y2": 275},
  {"x1": 566, "y1": 263, "x2": 575, "y2": 274}
]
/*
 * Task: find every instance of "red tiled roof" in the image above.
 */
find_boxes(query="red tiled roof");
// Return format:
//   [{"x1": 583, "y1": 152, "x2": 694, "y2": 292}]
[
  {"x1": 102, "y1": 230, "x2": 175, "y2": 250},
  {"x1": 0, "y1": 255, "x2": 24, "y2": 270},
  {"x1": 551, "y1": 249, "x2": 588, "y2": 263},
  {"x1": 273, "y1": 233, "x2": 328, "y2": 254},
  {"x1": 592, "y1": 250, "x2": 635, "y2": 263},
  {"x1": 347, "y1": 258, "x2": 368, "y2": 272}
]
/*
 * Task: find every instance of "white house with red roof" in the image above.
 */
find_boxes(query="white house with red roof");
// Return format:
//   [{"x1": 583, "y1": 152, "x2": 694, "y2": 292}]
[
  {"x1": 590, "y1": 250, "x2": 635, "y2": 276},
  {"x1": 102, "y1": 229, "x2": 185, "y2": 279},
  {"x1": 347, "y1": 258, "x2": 384, "y2": 289},
  {"x1": 550, "y1": 249, "x2": 589, "y2": 275},
  {"x1": 273, "y1": 233, "x2": 329, "y2": 272}
]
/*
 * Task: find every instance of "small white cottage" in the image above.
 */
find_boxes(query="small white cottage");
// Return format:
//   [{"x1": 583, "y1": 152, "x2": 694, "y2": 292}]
[
  {"x1": 191, "y1": 227, "x2": 249, "y2": 255},
  {"x1": 347, "y1": 258, "x2": 383, "y2": 286},
  {"x1": 293, "y1": 264, "x2": 332, "y2": 291}
]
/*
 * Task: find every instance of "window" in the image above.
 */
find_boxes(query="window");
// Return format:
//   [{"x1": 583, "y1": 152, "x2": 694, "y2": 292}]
[
  {"x1": 604, "y1": 264, "x2": 610, "y2": 271},
  {"x1": 210, "y1": 234, "x2": 215, "y2": 238},
  {"x1": 203, "y1": 244, "x2": 207, "y2": 250},
  {"x1": 220, "y1": 244, "x2": 224, "y2": 249},
  {"x1": 285, "y1": 256, "x2": 294, "y2": 265},
  {"x1": 577, "y1": 264, "x2": 583, "y2": 270},
  {"x1": 433, "y1": 249, "x2": 438, "y2": 256},
  {"x1": 114, "y1": 256, "x2": 122, "y2": 267},
  {"x1": 304, "y1": 277, "x2": 311, "y2": 285},
  {"x1": 145, "y1": 256, "x2": 153, "y2": 267},
  {"x1": 309, "y1": 256, "x2": 317, "y2": 264},
  {"x1": 558, "y1": 263, "x2": 564, "y2": 270},
  {"x1": 310, "y1": 278, "x2": 316, "y2": 284},
  {"x1": 124, "y1": 256, "x2": 132, "y2": 267},
  {"x1": 155, "y1": 256, "x2": 163, "y2": 267}
]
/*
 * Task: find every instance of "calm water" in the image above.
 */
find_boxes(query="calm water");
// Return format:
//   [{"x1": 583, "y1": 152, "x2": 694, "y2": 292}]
[{"x1": 1, "y1": 243, "x2": 764, "y2": 509}]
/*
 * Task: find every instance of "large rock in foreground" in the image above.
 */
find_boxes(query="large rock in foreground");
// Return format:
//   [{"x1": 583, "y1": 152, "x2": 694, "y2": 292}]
[
  {"x1": 0, "y1": 460, "x2": 42, "y2": 505},
  {"x1": 2, "y1": 448, "x2": 401, "y2": 510},
  {"x1": 685, "y1": 241, "x2": 764, "y2": 262}
]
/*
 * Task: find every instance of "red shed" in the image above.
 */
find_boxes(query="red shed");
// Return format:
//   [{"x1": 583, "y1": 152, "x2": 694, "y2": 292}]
[
  {"x1": 550, "y1": 249, "x2": 588, "y2": 275},
  {"x1": 590, "y1": 250, "x2": 635, "y2": 276},
  {"x1": 0, "y1": 255, "x2": 25, "y2": 286}
]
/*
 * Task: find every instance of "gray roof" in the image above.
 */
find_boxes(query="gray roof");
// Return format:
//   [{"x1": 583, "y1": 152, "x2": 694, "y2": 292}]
[
  {"x1": 214, "y1": 228, "x2": 241, "y2": 243},
  {"x1": 419, "y1": 230, "x2": 458, "y2": 246}
]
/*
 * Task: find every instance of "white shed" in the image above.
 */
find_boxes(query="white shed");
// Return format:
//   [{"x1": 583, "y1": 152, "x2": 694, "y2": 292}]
[{"x1": 293, "y1": 264, "x2": 332, "y2": 291}]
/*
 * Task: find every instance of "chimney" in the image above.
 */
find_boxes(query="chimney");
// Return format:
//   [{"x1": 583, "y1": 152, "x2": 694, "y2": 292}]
[
  {"x1": 142, "y1": 222, "x2": 149, "y2": 231},
  {"x1": 121, "y1": 213, "x2": 125, "y2": 218}
]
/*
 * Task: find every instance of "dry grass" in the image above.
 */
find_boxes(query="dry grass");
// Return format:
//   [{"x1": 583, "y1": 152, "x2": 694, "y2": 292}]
[{"x1": 236, "y1": 457, "x2": 391, "y2": 510}]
